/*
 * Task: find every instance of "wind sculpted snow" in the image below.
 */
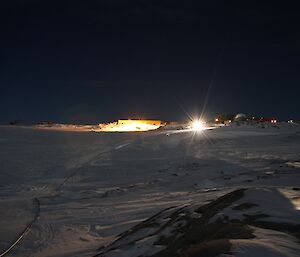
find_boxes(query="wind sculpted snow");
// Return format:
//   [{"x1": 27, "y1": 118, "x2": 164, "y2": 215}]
[{"x1": 0, "y1": 123, "x2": 299, "y2": 257}]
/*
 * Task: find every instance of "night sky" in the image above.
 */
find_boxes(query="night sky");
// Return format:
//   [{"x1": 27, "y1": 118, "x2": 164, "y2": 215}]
[{"x1": 1, "y1": 0, "x2": 299, "y2": 124}]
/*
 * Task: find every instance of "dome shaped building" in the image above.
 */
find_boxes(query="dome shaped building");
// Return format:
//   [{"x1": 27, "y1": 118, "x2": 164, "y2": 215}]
[{"x1": 234, "y1": 113, "x2": 247, "y2": 121}]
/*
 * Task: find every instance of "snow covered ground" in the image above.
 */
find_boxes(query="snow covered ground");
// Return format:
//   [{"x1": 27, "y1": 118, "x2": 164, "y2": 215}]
[{"x1": 0, "y1": 123, "x2": 299, "y2": 257}]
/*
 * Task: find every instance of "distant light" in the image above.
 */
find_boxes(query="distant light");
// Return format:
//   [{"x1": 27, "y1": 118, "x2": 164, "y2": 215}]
[
  {"x1": 215, "y1": 118, "x2": 219, "y2": 122},
  {"x1": 99, "y1": 120, "x2": 162, "y2": 132},
  {"x1": 191, "y1": 120, "x2": 205, "y2": 131}
]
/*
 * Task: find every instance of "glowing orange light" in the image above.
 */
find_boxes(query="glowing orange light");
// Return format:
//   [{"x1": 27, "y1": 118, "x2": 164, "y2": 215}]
[{"x1": 98, "y1": 120, "x2": 163, "y2": 132}]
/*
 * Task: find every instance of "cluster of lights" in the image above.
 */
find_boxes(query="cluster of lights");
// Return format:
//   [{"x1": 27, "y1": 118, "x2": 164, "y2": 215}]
[
  {"x1": 108, "y1": 122, "x2": 160, "y2": 132},
  {"x1": 271, "y1": 119, "x2": 277, "y2": 123},
  {"x1": 99, "y1": 120, "x2": 161, "y2": 132}
]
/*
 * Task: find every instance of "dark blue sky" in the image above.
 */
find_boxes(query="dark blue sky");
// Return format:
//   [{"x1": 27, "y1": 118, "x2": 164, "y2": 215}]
[{"x1": 0, "y1": 0, "x2": 299, "y2": 124}]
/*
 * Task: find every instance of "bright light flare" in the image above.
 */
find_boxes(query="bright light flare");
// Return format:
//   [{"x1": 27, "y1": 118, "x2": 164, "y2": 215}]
[{"x1": 191, "y1": 120, "x2": 205, "y2": 131}]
